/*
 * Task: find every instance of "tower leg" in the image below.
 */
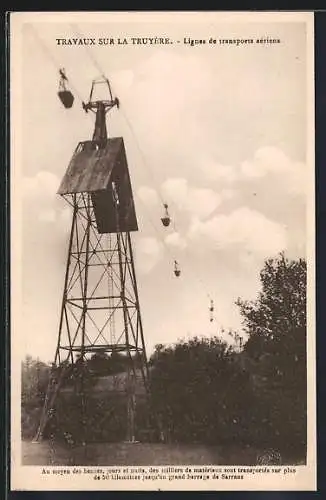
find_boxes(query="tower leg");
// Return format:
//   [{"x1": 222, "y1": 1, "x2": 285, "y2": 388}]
[{"x1": 34, "y1": 191, "x2": 151, "y2": 444}]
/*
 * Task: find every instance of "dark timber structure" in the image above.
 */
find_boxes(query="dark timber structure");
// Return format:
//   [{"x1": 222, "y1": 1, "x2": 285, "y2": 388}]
[{"x1": 34, "y1": 78, "x2": 149, "y2": 443}]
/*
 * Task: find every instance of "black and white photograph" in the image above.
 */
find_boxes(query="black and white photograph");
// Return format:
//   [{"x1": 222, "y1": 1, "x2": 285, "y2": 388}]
[{"x1": 10, "y1": 11, "x2": 316, "y2": 491}]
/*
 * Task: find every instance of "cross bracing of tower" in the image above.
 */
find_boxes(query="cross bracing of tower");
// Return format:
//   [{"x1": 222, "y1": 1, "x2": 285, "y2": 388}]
[
  {"x1": 28, "y1": 22, "x2": 219, "y2": 333},
  {"x1": 55, "y1": 191, "x2": 148, "y2": 370},
  {"x1": 29, "y1": 24, "x2": 233, "y2": 443},
  {"x1": 33, "y1": 78, "x2": 152, "y2": 444}
]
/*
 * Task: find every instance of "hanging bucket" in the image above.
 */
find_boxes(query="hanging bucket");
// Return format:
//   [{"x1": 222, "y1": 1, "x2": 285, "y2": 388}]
[
  {"x1": 161, "y1": 216, "x2": 170, "y2": 227},
  {"x1": 174, "y1": 261, "x2": 181, "y2": 277},
  {"x1": 58, "y1": 90, "x2": 74, "y2": 109},
  {"x1": 161, "y1": 203, "x2": 171, "y2": 227}
]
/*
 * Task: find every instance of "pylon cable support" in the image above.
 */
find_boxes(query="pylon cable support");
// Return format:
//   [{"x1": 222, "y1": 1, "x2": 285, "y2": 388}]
[
  {"x1": 69, "y1": 33, "x2": 214, "y2": 306},
  {"x1": 69, "y1": 25, "x2": 211, "y2": 307},
  {"x1": 61, "y1": 22, "x2": 216, "y2": 321},
  {"x1": 67, "y1": 23, "x2": 166, "y2": 205}
]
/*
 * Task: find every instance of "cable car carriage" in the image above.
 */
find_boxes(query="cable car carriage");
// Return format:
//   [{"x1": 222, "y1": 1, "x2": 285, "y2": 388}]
[
  {"x1": 161, "y1": 203, "x2": 171, "y2": 227},
  {"x1": 57, "y1": 68, "x2": 74, "y2": 109},
  {"x1": 174, "y1": 260, "x2": 181, "y2": 277},
  {"x1": 209, "y1": 299, "x2": 214, "y2": 322}
]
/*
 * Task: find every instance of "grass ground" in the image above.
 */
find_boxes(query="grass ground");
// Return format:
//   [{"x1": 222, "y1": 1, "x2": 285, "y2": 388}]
[{"x1": 22, "y1": 440, "x2": 304, "y2": 466}]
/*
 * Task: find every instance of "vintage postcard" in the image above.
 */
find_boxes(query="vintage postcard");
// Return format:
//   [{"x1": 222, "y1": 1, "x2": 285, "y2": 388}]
[{"x1": 10, "y1": 11, "x2": 316, "y2": 491}]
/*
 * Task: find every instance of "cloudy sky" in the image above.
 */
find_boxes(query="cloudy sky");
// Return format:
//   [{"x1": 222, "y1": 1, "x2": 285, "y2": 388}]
[{"x1": 12, "y1": 12, "x2": 313, "y2": 362}]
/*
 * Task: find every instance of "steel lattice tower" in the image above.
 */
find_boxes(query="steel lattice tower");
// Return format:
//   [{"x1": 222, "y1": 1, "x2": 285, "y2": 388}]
[{"x1": 34, "y1": 79, "x2": 149, "y2": 443}]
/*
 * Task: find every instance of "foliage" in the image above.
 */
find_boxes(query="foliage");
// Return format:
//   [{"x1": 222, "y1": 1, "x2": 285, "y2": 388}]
[
  {"x1": 237, "y1": 253, "x2": 306, "y2": 352},
  {"x1": 148, "y1": 253, "x2": 307, "y2": 460},
  {"x1": 236, "y1": 253, "x2": 307, "y2": 455},
  {"x1": 21, "y1": 253, "x2": 307, "y2": 462},
  {"x1": 21, "y1": 353, "x2": 149, "y2": 443},
  {"x1": 21, "y1": 356, "x2": 51, "y2": 438},
  {"x1": 148, "y1": 337, "x2": 254, "y2": 444}
]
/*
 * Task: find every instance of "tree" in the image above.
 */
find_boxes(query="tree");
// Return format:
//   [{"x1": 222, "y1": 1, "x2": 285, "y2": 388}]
[
  {"x1": 88, "y1": 352, "x2": 110, "y2": 375},
  {"x1": 21, "y1": 356, "x2": 51, "y2": 439},
  {"x1": 21, "y1": 356, "x2": 51, "y2": 406},
  {"x1": 148, "y1": 336, "x2": 252, "y2": 444},
  {"x1": 236, "y1": 253, "x2": 307, "y2": 456},
  {"x1": 237, "y1": 253, "x2": 306, "y2": 350}
]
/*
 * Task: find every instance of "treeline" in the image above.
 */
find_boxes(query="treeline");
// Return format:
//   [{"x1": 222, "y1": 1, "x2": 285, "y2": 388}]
[
  {"x1": 21, "y1": 351, "x2": 145, "y2": 439},
  {"x1": 149, "y1": 253, "x2": 306, "y2": 459},
  {"x1": 21, "y1": 253, "x2": 307, "y2": 460}
]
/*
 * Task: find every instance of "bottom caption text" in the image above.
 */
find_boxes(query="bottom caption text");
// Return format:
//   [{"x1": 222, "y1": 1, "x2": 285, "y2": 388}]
[{"x1": 42, "y1": 465, "x2": 297, "y2": 483}]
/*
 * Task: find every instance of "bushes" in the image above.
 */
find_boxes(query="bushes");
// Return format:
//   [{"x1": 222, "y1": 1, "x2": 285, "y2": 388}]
[
  {"x1": 147, "y1": 255, "x2": 307, "y2": 460},
  {"x1": 238, "y1": 254, "x2": 307, "y2": 455},
  {"x1": 21, "y1": 254, "x2": 307, "y2": 462},
  {"x1": 21, "y1": 356, "x2": 51, "y2": 440},
  {"x1": 148, "y1": 337, "x2": 253, "y2": 445}
]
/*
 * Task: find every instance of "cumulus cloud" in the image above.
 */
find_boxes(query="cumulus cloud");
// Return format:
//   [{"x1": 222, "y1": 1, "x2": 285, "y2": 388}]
[
  {"x1": 119, "y1": 50, "x2": 215, "y2": 160},
  {"x1": 161, "y1": 177, "x2": 221, "y2": 219},
  {"x1": 198, "y1": 156, "x2": 238, "y2": 184},
  {"x1": 23, "y1": 170, "x2": 59, "y2": 200},
  {"x1": 22, "y1": 170, "x2": 72, "y2": 229},
  {"x1": 137, "y1": 185, "x2": 160, "y2": 206},
  {"x1": 220, "y1": 188, "x2": 237, "y2": 201},
  {"x1": 23, "y1": 170, "x2": 61, "y2": 224},
  {"x1": 188, "y1": 206, "x2": 287, "y2": 258},
  {"x1": 165, "y1": 231, "x2": 187, "y2": 250},
  {"x1": 241, "y1": 146, "x2": 307, "y2": 196},
  {"x1": 196, "y1": 147, "x2": 307, "y2": 200},
  {"x1": 19, "y1": 24, "x2": 309, "y2": 362},
  {"x1": 135, "y1": 236, "x2": 163, "y2": 274}
]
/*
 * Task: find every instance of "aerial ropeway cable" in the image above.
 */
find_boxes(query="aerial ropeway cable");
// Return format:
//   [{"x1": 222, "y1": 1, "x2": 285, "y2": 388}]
[
  {"x1": 33, "y1": 21, "x2": 217, "y2": 325},
  {"x1": 27, "y1": 24, "x2": 92, "y2": 119}
]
